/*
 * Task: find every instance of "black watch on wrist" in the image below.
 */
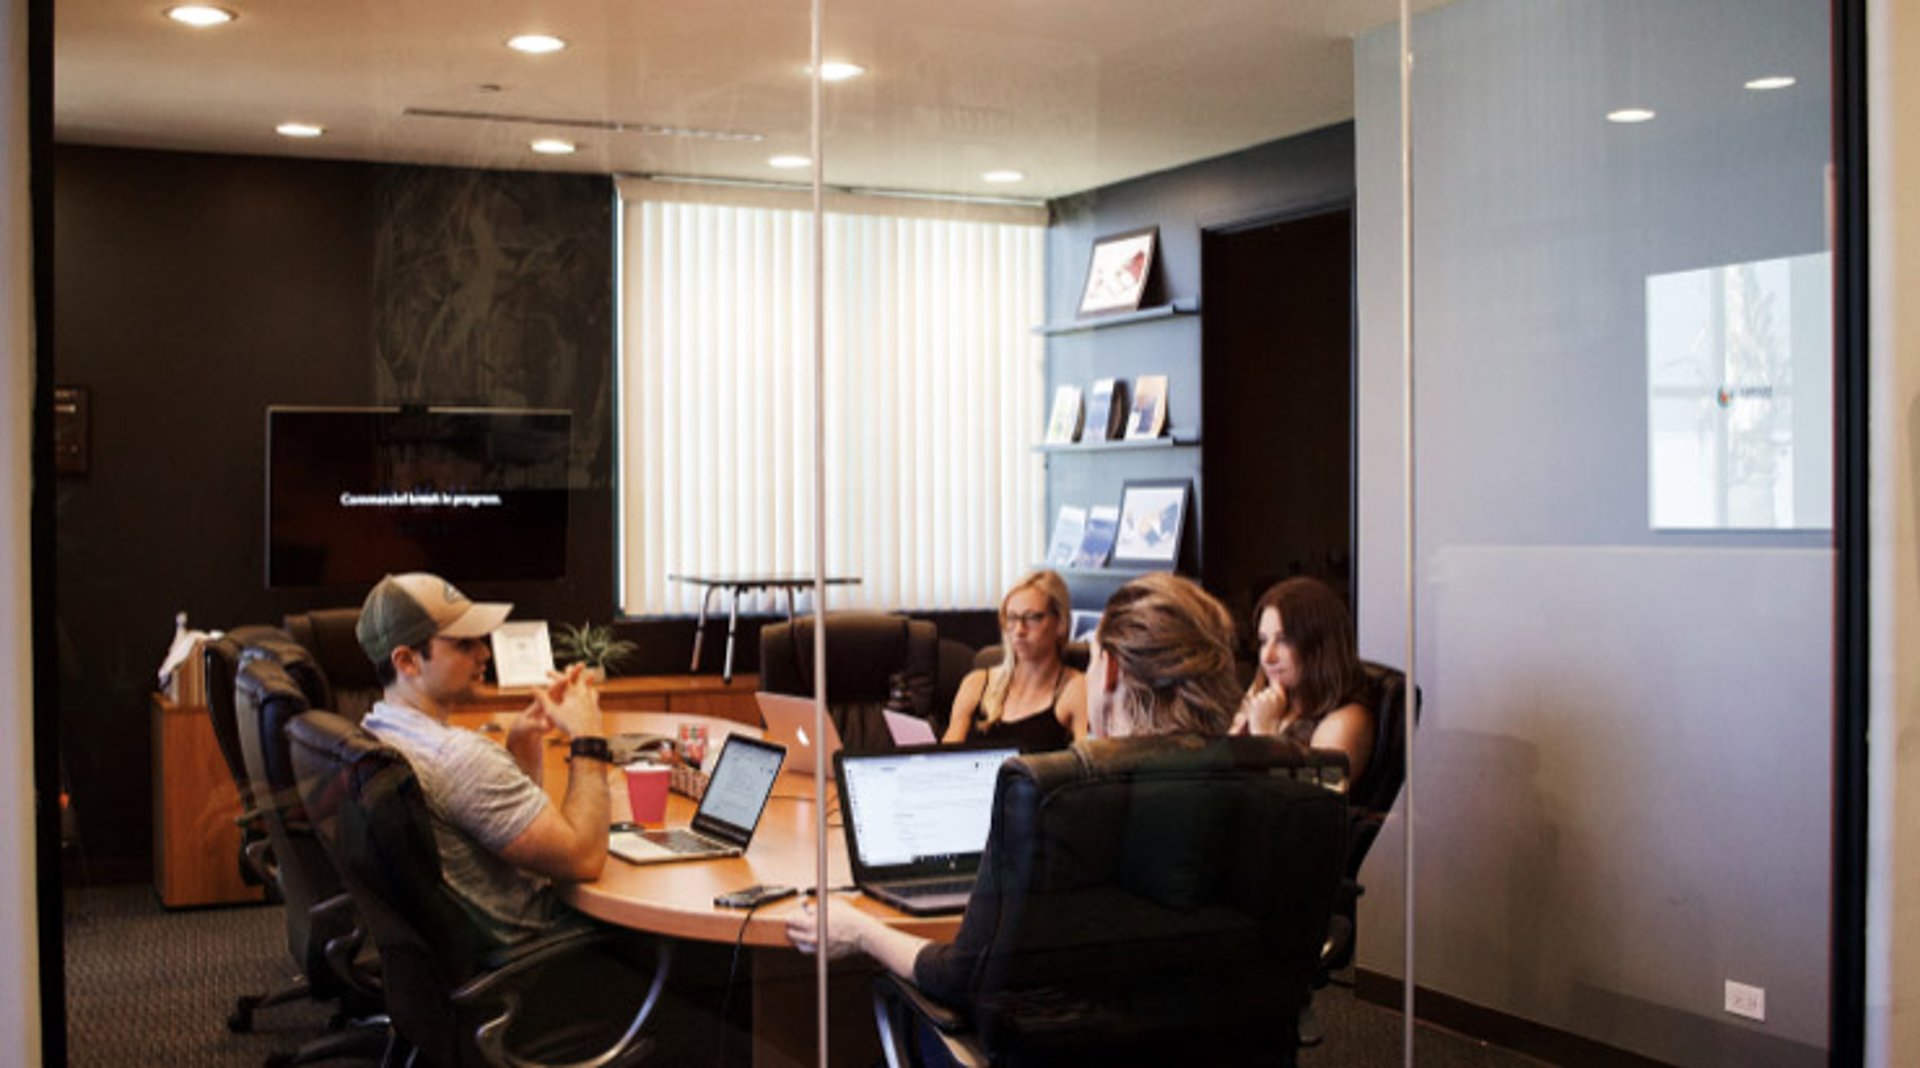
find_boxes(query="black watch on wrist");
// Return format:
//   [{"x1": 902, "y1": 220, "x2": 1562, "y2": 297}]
[{"x1": 568, "y1": 736, "x2": 612, "y2": 763}]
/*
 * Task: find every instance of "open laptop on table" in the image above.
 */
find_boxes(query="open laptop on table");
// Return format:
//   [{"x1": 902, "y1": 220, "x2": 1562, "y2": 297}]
[
  {"x1": 609, "y1": 734, "x2": 786, "y2": 865},
  {"x1": 757, "y1": 692, "x2": 842, "y2": 776},
  {"x1": 834, "y1": 743, "x2": 1021, "y2": 915}
]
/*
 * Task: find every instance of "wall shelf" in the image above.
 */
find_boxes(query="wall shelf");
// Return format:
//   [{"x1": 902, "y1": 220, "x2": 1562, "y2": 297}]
[
  {"x1": 1035, "y1": 435, "x2": 1199, "y2": 454},
  {"x1": 1044, "y1": 565, "x2": 1165, "y2": 580},
  {"x1": 1034, "y1": 300, "x2": 1200, "y2": 336}
]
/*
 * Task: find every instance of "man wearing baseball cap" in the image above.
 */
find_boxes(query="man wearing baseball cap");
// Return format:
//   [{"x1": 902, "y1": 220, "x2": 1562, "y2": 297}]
[{"x1": 356, "y1": 572, "x2": 612, "y2": 945}]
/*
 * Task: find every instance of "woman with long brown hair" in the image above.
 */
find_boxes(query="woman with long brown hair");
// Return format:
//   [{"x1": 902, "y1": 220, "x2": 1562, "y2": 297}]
[{"x1": 1231, "y1": 577, "x2": 1375, "y2": 782}]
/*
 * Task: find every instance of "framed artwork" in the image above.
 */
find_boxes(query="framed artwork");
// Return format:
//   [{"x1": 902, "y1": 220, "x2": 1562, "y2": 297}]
[
  {"x1": 1068, "y1": 610, "x2": 1102, "y2": 644},
  {"x1": 1110, "y1": 478, "x2": 1190, "y2": 570},
  {"x1": 1076, "y1": 226, "x2": 1158, "y2": 317}
]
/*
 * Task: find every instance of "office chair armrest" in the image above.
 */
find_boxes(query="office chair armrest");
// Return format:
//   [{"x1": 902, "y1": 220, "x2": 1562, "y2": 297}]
[
  {"x1": 872, "y1": 973, "x2": 988, "y2": 1068},
  {"x1": 314, "y1": 893, "x2": 383, "y2": 1000}
]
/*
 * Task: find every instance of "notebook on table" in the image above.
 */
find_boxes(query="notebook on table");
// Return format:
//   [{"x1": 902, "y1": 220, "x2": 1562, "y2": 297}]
[
  {"x1": 757, "y1": 692, "x2": 843, "y2": 777},
  {"x1": 609, "y1": 734, "x2": 786, "y2": 865},
  {"x1": 834, "y1": 743, "x2": 1021, "y2": 915}
]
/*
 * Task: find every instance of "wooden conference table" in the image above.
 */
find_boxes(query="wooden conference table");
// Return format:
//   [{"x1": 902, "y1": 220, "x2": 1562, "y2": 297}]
[{"x1": 529, "y1": 710, "x2": 960, "y2": 1068}]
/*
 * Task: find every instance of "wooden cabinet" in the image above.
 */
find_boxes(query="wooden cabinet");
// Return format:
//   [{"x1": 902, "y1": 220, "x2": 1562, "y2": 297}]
[{"x1": 151, "y1": 696, "x2": 265, "y2": 908}]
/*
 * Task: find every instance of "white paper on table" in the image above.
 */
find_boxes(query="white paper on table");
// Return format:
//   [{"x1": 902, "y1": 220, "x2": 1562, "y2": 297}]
[{"x1": 490, "y1": 621, "x2": 556, "y2": 688}]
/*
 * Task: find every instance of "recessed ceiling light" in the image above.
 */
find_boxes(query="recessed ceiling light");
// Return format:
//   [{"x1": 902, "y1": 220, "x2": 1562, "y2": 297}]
[
  {"x1": 530, "y1": 138, "x2": 577, "y2": 155},
  {"x1": 1606, "y1": 108, "x2": 1657, "y2": 124},
  {"x1": 815, "y1": 62, "x2": 866, "y2": 82},
  {"x1": 768, "y1": 154, "x2": 812, "y2": 169},
  {"x1": 507, "y1": 34, "x2": 567, "y2": 55},
  {"x1": 165, "y1": 5, "x2": 235, "y2": 27},
  {"x1": 1745, "y1": 75, "x2": 1797, "y2": 91},
  {"x1": 982, "y1": 170, "x2": 1024, "y2": 184},
  {"x1": 275, "y1": 122, "x2": 325, "y2": 139}
]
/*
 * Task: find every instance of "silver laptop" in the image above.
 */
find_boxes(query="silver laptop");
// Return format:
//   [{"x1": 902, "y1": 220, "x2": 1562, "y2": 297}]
[
  {"x1": 757, "y1": 692, "x2": 842, "y2": 777},
  {"x1": 883, "y1": 708, "x2": 938, "y2": 746},
  {"x1": 834, "y1": 743, "x2": 1020, "y2": 915},
  {"x1": 609, "y1": 734, "x2": 786, "y2": 865}
]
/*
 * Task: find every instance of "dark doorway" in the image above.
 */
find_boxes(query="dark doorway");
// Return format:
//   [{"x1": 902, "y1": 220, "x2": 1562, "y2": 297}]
[{"x1": 1200, "y1": 204, "x2": 1355, "y2": 629}]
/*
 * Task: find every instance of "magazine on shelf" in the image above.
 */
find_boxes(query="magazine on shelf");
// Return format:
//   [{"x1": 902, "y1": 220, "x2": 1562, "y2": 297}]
[
  {"x1": 1071, "y1": 505, "x2": 1120, "y2": 568},
  {"x1": 1087, "y1": 377, "x2": 1130, "y2": 441},
  {"x1": 1126, "y1": 374, "x2": 1168, "y2": 439},
  {"x1": 1045, "y1": 506, "x2": 1087, "y2": 568},
  {"x1": 1044, "y1": 385, "x2": 1085, "y2": 444}
]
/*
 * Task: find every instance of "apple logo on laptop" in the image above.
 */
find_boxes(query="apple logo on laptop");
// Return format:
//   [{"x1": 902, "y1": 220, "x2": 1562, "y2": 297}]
[{"x1": 797, "y1": 727, "x2": 811, "y2": 747}]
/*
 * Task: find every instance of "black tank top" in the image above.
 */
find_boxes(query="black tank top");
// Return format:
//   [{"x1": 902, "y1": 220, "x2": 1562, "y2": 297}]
[{"x1": 971, "y1": 673, "x2": 1074, "y2": 753}]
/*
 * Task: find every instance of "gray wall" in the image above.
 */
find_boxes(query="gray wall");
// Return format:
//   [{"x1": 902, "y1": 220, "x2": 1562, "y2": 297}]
[{"x1": 1353, "y1": 1, "x2": 1831, "y2": 1063}]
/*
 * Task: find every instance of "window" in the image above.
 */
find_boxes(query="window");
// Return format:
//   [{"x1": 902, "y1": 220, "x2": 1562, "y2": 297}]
[{"x1": 617, "y1": 179, "x2": 1046, "y2": 615}]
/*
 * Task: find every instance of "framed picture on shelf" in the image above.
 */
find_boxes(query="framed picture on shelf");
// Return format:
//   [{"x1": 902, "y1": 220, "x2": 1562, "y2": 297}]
[
  {"x1": 1076, "y1": 226, "x2": 1158, "y2": 317},
  {"x1": 1071, "y1": 505, "x2": 1120, "y2": 569},
  {"x1": 1068, "y1": 610, "x2": 1101, "y2": 644},
  {"x1": 1110, "y1": 479, "x2": 1190, "y2": 570}
]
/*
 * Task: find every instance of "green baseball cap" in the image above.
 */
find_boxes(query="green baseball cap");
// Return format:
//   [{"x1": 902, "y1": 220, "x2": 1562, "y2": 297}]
[{"x1": 356, "y1": 572, "x2": 512, "y2": 665}]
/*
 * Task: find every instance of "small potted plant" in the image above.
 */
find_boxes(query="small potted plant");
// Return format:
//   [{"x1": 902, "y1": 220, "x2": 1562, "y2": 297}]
[{"x1": 552, "y1": 621, "x2": 639, "y2": 680}]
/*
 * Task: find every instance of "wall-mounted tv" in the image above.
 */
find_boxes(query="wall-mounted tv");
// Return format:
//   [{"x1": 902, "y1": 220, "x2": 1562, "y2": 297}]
[{"x1": 266, "y1": 406, "x2": 570, "y2": 588}]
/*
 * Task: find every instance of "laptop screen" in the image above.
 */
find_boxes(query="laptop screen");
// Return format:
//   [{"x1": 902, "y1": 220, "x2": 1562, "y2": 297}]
[
  {"x1": 838, "y1": 745, "x2": 1019, "y2": 873},
  {"x1": 690, "y1": 734, "x2": 786, "y2": 846}
]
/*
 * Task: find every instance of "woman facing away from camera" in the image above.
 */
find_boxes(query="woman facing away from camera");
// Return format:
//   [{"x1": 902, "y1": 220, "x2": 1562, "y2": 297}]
[
  {"x1": 787, "y1": 572, "x2": 1242, "y2": 1009},
  {"x1": 1230, "y1": 576, "x2": 1375, "y2": 784},
  {"x1": 942, "y1": 569, "x2": 1086, "y2": 752}
]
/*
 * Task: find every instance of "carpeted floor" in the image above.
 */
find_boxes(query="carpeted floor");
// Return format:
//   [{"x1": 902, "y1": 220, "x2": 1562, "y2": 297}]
[{"x1": 63, "y1": 883, "x2": 1546, "y2": 1066}]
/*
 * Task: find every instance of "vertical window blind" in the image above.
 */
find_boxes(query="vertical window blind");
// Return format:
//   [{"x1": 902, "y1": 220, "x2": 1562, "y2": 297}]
[{"x1": 617, "y1": 179, "x2": 1046, "y2": 615}]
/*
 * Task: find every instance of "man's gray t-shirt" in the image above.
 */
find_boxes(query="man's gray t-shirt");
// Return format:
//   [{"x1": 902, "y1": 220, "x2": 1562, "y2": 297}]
[{"x1": 362, "y1": 700, "x2": 560, "y2": 946}]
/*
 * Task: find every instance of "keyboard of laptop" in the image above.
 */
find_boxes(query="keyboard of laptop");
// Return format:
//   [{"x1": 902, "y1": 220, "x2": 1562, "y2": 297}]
[
  {"x1": 890, "y1": 877, "x2": 975, "y2": 900},
  {"x1": 642, "y1": 828, "x2": 723, "y2": 854}
]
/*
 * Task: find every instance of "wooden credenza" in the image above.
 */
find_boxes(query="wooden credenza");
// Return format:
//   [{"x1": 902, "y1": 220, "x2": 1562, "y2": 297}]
[
  {"x1": 151, "y1": 695, "x2": 265, "y2": 908},
  {"x1": 445, "y1": 673, "x2": 760, "y2": 725}
]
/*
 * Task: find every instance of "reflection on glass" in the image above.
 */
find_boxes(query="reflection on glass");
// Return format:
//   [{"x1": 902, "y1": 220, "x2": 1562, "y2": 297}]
[{"x1": 1647, "y1": 253, "x2": 1832, "y2": 529}]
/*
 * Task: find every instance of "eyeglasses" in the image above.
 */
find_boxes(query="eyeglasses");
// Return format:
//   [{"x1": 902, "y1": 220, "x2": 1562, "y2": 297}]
[{"x1": 1004, "y1": 610, "x2": 1054, "y2": 628}]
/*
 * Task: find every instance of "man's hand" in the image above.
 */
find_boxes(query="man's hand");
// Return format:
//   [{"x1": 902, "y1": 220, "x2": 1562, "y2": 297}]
[{"x1": 536, "y1": 662, "x2": 604, "y2": 740}]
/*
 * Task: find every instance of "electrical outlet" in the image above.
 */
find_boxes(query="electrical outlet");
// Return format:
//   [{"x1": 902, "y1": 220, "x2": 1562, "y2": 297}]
[{"x1": 1725, "y1": 980, "x2": 1766, "y2": 1022}]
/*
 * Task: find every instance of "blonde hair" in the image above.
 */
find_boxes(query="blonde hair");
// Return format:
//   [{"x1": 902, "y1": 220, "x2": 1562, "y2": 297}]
[
  {"x1": 1094, "y1": 573, "x2": 1238, "y2": 737},
  {"x1": 979, "y1": 570, "x2": 1072, "y2": 727}
]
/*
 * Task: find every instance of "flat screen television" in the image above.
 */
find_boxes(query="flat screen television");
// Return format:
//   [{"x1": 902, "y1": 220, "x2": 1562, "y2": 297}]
[{"x1": 266, "y1": 406, "x2": 570, "y2": 588}]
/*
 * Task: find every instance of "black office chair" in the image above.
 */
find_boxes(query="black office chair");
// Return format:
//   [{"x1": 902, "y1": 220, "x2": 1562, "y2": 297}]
[
  {"x1": 202, "y1": 626, "x2": 289, "y2": 892},
  {"x1": 202, "y1": 625, "x2": 308, "y2": 1034},
  {"x1": 759, "y1": 612, "x2": 940, "y2": 750},
  {"x1": 1320, "y1": 660, "x2": 1419, "y2": 972},
  {"x1": 233, "y1": 639, "x2": 388, "y2": 1065},
  {"x1": 871, "y1": 734, "x2": 1349, "y2": 1068},
  {"x1": 283, "y1": 607, "x2": 380, "y2": 723},
  {"x1": 286, "y1": 709, "x2": 670, "y2": 1067}
]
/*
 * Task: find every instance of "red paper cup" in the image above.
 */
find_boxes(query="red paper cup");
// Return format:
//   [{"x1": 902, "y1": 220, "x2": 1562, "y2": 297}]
[{"x1": 623, "y1": 762, "x2": 671, "y2": 825}]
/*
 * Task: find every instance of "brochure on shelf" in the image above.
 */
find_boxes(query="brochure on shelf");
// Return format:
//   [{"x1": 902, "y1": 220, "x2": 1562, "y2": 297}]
[
  {"x1": 1127, "y1": 374, "x2": 1168, "y2": 439},
  {"x1": 1072, "y1": 505, "x2": 1120, "y2": 568},
  {"x1": 1087, "y1": 377, "x2": 1130, "y2": 441},
  {"x1": 1046, "y1": 506, "x2": 1087, "y2": 567},
  {"x1": 1045, "y1": 385, "x2": 1085, "y2": 444}
]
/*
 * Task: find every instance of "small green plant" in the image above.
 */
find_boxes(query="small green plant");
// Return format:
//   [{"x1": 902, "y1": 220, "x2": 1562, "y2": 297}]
[{"x1": 552, "y1": 621, "x2": 639, "y2": 677}]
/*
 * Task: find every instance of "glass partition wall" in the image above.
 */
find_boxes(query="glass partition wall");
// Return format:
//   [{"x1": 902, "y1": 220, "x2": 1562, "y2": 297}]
[
  {"x1": 52, "y1": 0, "x2": 1849, "y2": 1062},
  {"x1": 1362, "y1": 1, "x2": 1838, "y2": 1065}
]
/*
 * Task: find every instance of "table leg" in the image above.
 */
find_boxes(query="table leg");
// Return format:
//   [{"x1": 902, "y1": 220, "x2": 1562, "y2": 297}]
[
  {"x1": 722, "y1": 586, "x2": 743, "y2": 685},
  {"x1": 691, "y1": 585, "x2": 721, "y2": 673}
]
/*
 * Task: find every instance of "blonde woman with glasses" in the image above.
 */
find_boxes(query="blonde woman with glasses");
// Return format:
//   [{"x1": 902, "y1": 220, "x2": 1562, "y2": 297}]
[{"x1": 942, "y1": 570, "x2": 1086, "y2": 752}]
